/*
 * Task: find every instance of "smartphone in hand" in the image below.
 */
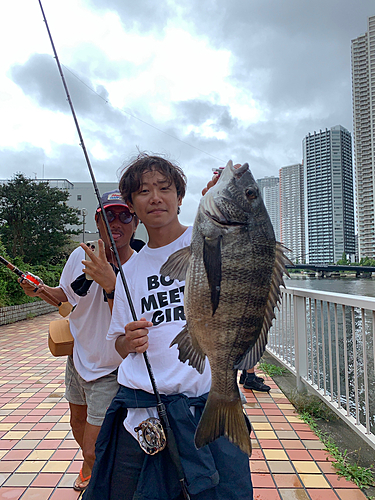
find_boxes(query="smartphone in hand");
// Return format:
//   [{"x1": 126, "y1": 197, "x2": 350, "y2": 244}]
[{"x1": 84, "y1": 240, "x2": 100, "y2": 281}]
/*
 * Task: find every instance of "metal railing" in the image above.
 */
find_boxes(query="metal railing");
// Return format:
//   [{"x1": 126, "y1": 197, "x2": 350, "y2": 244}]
[{"x1": 267, "y1": 286, "x2": 375, "y2": 449}]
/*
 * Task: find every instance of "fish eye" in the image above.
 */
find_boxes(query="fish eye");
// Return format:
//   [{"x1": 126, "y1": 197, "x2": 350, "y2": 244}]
[{"x1": 245, "y1": 188, "x2": 257, "y2": 200}]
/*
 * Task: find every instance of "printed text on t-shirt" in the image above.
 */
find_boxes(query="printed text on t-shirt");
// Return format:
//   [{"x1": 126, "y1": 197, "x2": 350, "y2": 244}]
[{"x1": 141, "y1": 275, "x2": 185, "y2": 326}]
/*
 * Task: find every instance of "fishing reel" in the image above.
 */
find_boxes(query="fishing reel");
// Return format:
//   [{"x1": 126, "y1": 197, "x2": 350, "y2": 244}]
[{"x1": 134, "y1": 417, "x2": 167, "y2": 455}]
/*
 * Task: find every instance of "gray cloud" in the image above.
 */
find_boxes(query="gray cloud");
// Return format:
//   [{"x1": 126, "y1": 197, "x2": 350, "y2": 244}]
[{"x1": 85, "y1": 0, "x2": 171, "y2": 33}]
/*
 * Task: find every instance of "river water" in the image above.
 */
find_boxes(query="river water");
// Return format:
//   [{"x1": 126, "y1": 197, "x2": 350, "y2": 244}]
[{"x1": 286, "y1": 275, "x2": 375, "y2": 298}]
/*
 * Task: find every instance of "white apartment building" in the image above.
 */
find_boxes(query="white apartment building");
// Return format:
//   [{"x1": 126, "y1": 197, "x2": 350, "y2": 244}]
[
  {"x1": 303, "y1": 126, "x2": 355, "y2": 264},
  {"x1": 256, "y1": 176, "x2": 280, "y2": 241},
  {"x1": 279, "y1": 164, "x2": 305, "y2": 263},
  {"x1": 351, "y1": 15, "x2": 375, "y2": 259}
]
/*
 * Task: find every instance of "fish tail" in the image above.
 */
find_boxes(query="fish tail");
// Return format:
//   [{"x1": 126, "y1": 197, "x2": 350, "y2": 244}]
[{"x1": 195, "y1": 392, "x2": 252, "y2": 456}]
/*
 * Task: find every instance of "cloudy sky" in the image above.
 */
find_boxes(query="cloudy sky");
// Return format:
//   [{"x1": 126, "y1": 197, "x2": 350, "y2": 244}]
[{"x1": 1, "y1": 0, "x2": 374, "y2": 224}]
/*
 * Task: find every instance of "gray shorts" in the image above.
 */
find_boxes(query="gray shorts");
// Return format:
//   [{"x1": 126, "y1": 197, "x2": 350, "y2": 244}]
[{"x1": 65, "y1": 355, "x2": 119, "y2": 426}]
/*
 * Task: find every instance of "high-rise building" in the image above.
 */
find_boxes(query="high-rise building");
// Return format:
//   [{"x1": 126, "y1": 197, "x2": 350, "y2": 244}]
[
  {"x1": 351, "y1": 15, "x2": 375, "y2": 259},
  {"x1": 279, "y1": 163, "x2": 305, "y2": 263},
  {"x1": 256, "y1": 176, "x2": 280, "y2": 241},
  {"x1": 303, "y1": 126, "x2": 355, "y2": 264}
]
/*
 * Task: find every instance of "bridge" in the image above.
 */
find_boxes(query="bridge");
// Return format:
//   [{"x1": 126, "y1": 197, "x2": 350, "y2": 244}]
[{"x1": 285, "y1": 263, "x2": 375, "y2": 277}]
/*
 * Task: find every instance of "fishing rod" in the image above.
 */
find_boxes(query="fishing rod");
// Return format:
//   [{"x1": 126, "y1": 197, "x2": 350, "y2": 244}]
[
  {"x1": 0, "y1": 255, "x2": 60, "y2": 307},
  {"x1": 37, "y1": 2, "x2": 190, "y2": 498}
]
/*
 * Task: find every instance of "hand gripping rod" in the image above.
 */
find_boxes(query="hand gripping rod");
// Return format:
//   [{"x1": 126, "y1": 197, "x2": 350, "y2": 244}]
[{"x1": 37, "y1": 2, "x2": 190, "y2": 498}]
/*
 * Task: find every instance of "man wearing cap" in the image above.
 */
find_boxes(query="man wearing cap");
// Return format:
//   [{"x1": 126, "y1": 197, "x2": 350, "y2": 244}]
[{"x1": 20, "y1": 190, "x2": 140, "y2": 492}]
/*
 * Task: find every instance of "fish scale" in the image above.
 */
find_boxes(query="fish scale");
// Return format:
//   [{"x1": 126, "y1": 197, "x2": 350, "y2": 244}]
[{"x1": 160, "y1": 160, "x2": 291, "y2": 455}]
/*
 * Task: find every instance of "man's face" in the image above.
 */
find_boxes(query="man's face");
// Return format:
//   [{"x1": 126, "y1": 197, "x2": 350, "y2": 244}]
[
  {"x1": 96, "y1": 205, "x2": 137, "y2": 250},
  {"x1": 128, "y1": 170, "x2": 181, "y2": 229}
]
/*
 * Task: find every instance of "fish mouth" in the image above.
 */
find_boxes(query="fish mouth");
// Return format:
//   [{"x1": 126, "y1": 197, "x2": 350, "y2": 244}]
[{"x1": 204, "y1": 210, "x2": 246, "y2": 226}]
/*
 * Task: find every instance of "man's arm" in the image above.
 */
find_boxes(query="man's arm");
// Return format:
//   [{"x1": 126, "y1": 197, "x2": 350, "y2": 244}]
[{"x1": 19, "y1": 280, "x2": 68, "y2": 306}]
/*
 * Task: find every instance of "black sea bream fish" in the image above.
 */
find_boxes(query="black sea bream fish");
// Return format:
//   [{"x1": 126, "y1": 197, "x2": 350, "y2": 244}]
[{"x1": 160, "y1": 160, "x2": 291, "y2": 455}]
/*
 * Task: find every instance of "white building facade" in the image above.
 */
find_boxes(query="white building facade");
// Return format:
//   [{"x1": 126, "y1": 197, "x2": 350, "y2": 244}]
[
  {"x1": 351, "y1": 15, "x2": 375, "y2": 259},
  {"x1": 256, "y1": 176, "x2": 280, "y2": 241},
  {"x1": 303, "y1": 126, "x2": 355, "y2": 264},
  {"x1": 279, "y1": 164, "x2": 305, "y2": 263}
]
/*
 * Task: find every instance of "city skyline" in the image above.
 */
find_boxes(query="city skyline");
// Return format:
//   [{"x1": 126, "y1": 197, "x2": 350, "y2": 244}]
[{"x1": 0, "y1": 2, "x2": 374, "y2": 227}]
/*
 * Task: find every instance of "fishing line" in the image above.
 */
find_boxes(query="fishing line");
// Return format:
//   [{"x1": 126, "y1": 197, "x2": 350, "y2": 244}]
[
  {"x1": 37, "y1": 1, "x2": 190, "y2": 498},
  {"x1": 61, "y1": 63, "x2": 226, "y2": 164}
]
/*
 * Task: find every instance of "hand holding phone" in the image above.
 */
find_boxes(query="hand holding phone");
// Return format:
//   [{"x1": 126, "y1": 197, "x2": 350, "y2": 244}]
[{"x1": 84, "y1": 240, "x2": 100, "y2": 281}]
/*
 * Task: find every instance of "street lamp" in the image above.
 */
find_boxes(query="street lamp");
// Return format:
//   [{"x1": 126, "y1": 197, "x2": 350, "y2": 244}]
[{"x1": 82, "y1": 208, "x2": 88, "y2": 243}]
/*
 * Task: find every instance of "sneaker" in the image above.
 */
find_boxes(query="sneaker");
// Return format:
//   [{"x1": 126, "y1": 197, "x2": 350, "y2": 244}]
[
  {"x1": 243, "y1": 377, "x2": 270, "y2": 392},
  {"x1": 239, "y1": 370, "x2": 264, "y2": 385}
]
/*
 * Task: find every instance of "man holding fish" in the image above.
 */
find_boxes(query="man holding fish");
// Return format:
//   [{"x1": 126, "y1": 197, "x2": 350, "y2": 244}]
[{"x1": 85, "y1": 153, "x2": 290, "y2": 499}]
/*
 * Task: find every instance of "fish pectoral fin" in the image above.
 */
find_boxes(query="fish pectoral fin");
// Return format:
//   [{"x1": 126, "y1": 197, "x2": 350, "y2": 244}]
[
  {"x1": 170, "y1": 324, "x2": 206, "y2": 374},
  {"x1": 160, "y1": 246, "x2": 191, "y2": 281},
  {"x1": 203, "y1": 235, "x2": 222, "y2": 315}
]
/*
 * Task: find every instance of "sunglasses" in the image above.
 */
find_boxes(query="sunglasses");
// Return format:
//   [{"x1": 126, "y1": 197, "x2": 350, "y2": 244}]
[{"x1": 105, "y1": 209, "x2": 133, "y2": 224}]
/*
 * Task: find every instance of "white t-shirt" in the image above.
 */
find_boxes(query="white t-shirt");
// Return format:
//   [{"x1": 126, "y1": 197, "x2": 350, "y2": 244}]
[
  {"x1": 60, "y1": 246, "x2": 126, "y2": 382},
  {"x1": 108, "y1": 227, "x2": 211, "y2": 437}
]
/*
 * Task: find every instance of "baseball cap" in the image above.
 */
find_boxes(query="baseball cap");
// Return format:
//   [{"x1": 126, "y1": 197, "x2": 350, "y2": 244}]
[{"x1": 96, "y1": 190, "x2": 128, "y2": 212}]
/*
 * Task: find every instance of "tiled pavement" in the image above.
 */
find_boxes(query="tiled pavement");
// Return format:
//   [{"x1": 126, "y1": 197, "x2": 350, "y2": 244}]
[{"x1": 0, "y1": 312, "x2": 369, "y2": 500}]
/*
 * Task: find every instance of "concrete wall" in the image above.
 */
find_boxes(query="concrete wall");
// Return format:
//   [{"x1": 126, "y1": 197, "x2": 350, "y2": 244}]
[{"x1": 0, "y1": 302, "x2": 57, "y2": 326}]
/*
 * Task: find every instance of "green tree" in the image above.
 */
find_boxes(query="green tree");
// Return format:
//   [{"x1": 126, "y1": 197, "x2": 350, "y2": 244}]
[
  {"x1": 0, "y1": 173, "x2": 80, "y2": 265},
  {"x1": 336, "y1": 252, "x2": 350, "y2": 265}
]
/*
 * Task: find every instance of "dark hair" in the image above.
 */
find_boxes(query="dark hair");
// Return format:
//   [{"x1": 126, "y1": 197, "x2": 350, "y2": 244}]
[{"x1": 119, "y1": 153, "x2": 187, "y2": 205}]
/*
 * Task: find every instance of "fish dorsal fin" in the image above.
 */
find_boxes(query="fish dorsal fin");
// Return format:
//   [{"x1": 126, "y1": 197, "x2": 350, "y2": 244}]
[
  {"x1": 160, "y1": 246, "x2": 192, "y2": 281},
  {"x1": 235, "y1": 242, "x2": 293, "y2": 370},
  {"x1": 203, "y1": 235, "x2": 222, "y2": 316},
  {"x1": 170, "y1": 324, "x2": 206, "y2": 374}
]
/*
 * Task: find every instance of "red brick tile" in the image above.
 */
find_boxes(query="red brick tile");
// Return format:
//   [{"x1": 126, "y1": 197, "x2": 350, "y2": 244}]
[
  {"x1": 21, "y1": 416, "x2": 42, "y2": 423},
  {"x1": 296, "y1": 431, "x2": 319, "y2": 440},
  {"x1": 307, "y1": 489, "x2": 340, "y2": 500},
  {"x1": 253, "y1": 488, "x2": 281, "y2": 500},
  {"x1": 36, "y1": 439, "x2": 62, "y2": 449},
  {"x1": 263, "y1": 409, "x2": 283, "y2": 415},
  {"x1": 250, "y1": 449, "x2": 265, "y2": 460},
  {"x1": 3, "y1": 449, "x2": 32, "y2": 460},
  {"x1": 31, "y1": 474, "x2": 63, "y2": 488},
  {"x1": 309, "y1": 449, "x2": 334, "y2": 461},
  {"x1": 31, "y1": 423, "x2": 54, "y2": 431},
  {"x1": 0, "y1": 440, "x2": 18, "y2": 450},
  {"x1": 0, "y1": 488, "x2": 25, "y2": 499},
  {"x1": 325, "y1": 473, "x2": 358, "y2": 488},
  {"x1": 257, "y1": 439, "x2": 283, "y2": 449},
  {"x1": 290, "y1": 423, "x2": 311, "y2": 431},
  {"x1": 316, "y1": 461, "x2": 337, "y2": 474},
  {"x1": 335, "y1": 489, "x2": 368, "y2": 500},
  {"x1": 245, "y1": 408, "x2": 265, "y2": 415},
  {"x1": 286, "y1": 449, "x2": 312, "y2": 461},
  {"x1": 20, "y1": 487, "x2": 54, "y2": 500},
  {"x1": 251, "y1": 473, "x2": 276, "y2": 488},
  {"x1": 51, "y1": 449, "x2": 78, "y2": 461},
  {"x1": 58, "y1": 441, "x2": 79, "y2": 449},
  {"x1": 67, "y1": 461, "x2": 82, "y2": 473}
]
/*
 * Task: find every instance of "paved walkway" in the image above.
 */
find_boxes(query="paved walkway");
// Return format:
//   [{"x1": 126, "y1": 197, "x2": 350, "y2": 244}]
[{"x1": 0, "y1": 312, "x2": 368, "y2": 500}]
